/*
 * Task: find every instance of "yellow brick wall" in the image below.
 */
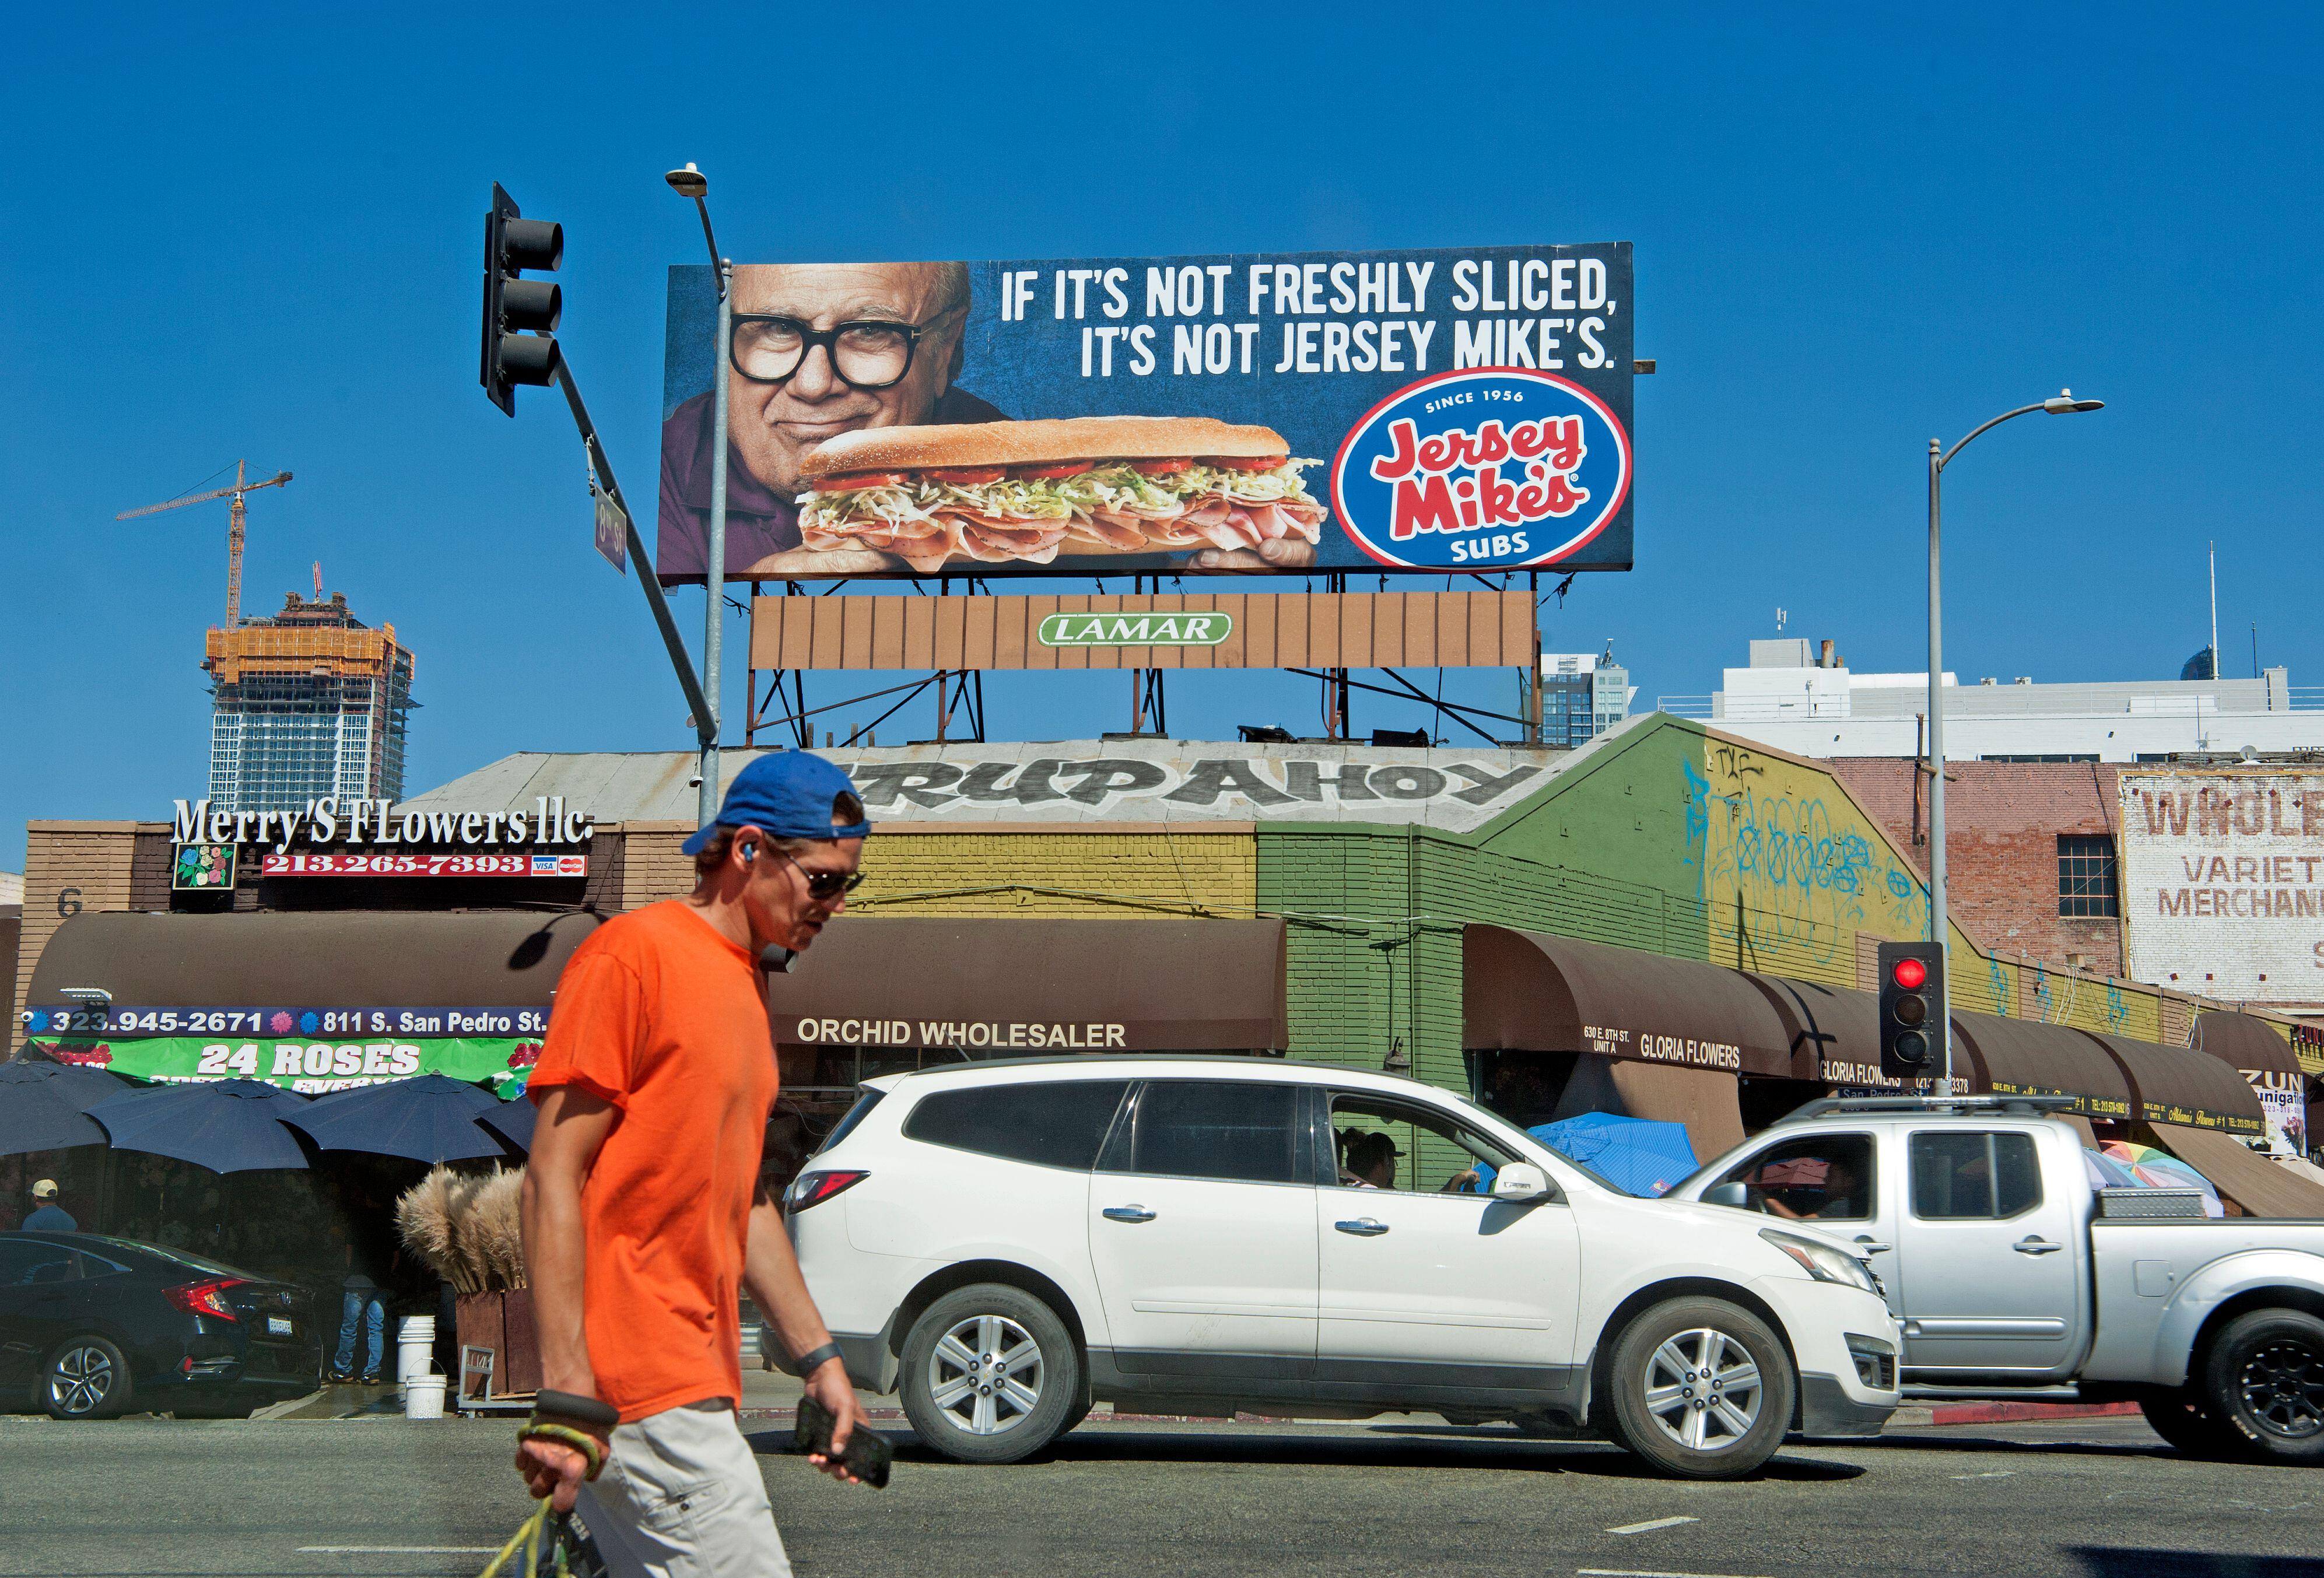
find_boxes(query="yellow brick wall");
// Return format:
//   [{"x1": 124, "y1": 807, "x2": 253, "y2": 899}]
[
  {"x1": 849, "y1": 829, "x2": 1258, "y2": 918},
  {"x1": 16, "y1": 825, "x2": 138, "y2": 1034},
  {"x1": 613, "y1": 822, "x2": 1259, "y2": 920},
  {"x1": 619, "y1": 821, "x2": 699, "y2": 910}
]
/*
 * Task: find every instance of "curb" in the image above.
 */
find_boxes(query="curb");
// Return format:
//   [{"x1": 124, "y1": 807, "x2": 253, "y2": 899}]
[{"x1": 1901, "y1": 1401, "x2": 2143, "y2": 1426}]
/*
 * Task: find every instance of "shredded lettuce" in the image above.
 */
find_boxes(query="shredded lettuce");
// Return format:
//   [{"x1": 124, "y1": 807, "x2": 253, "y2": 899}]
[{"x1": 802, "y1": 457, "x2": 1320, "y2": 529}]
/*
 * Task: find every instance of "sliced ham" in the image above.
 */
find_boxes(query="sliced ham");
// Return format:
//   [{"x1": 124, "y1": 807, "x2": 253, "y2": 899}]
[
  {"x1": 891, "y1": 517, "x2": 965, "y2": 573},
  {"x1": 1068, "y1": 510, "x2": 1150, "y2": 550},
  {"x1": 1275, "y1": 498, "x2": 1327, "y2": 543}
]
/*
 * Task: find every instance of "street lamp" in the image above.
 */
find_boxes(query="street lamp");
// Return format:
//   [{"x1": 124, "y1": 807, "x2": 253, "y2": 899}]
[
  {"x1": 1925, "y1": 389, "x2": 2104, "y2": 1089},
  {"x1": 665, "y1": 163, "x2": 734, "y2": 829}
]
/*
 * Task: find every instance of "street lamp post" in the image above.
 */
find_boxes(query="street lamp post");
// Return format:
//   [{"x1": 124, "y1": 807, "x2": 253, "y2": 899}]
[
  {"x1": 1926, "y1": 389, "x2": 2104, "y2": 1089},
  {"x1": 666, "y1": 162, "x2": 732, "y2": 830}
]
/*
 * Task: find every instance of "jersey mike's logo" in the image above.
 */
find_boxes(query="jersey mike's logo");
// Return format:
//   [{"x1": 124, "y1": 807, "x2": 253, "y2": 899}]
[{"x1": 1330, "y1": 369, "x2": 1630, "y2": 570}]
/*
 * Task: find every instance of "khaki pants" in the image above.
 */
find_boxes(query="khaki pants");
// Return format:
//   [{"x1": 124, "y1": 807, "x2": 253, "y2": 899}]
[{"x1": 578, "y1": 1400, "x2": 791, "y2": 1578}]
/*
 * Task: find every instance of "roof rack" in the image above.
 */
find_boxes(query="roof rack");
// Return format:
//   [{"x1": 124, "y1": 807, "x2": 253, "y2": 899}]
[{"x1": 1787, "y1": 1093, "x2": 2081, "y2": 1121}]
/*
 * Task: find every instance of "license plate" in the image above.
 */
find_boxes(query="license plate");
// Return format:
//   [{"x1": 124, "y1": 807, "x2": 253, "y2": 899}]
[{"x1": 267, "y1": 1316, "x2": 293, "y2": 1337}]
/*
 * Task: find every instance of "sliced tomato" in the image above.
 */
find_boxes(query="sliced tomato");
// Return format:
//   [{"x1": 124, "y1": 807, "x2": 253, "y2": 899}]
[
  {"x1": 1203, "y1": 455, "x2": 1285, "y2": 472},
  {"x1": 927, "y1": 466, "x2": 1006, "y2": 485},
  {"x1": 1014, "y1": 461, "x2": 1095, "y2": 479},
  {"x1": 819, "y1": 471, "x2": 911, "y2": 491},
  {"x1": 1130, "y1": 458, "x2": 1193, "y2": 476}
]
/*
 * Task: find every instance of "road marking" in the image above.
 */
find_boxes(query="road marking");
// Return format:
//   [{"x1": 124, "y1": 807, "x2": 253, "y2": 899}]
[
  {"x1": 298, "y1": 1547, "x2": 500, "y2": 1555},
  {"x1": 1605, "y1": 1517, "x2": 1702, "y2": 1535},
  {"x1": 1948, "y1": 1470, "x2": 2015, "y2": 1480},
  {"x1": 1579, "y1": 1569, "x2": 1770, "y2": 1578}
]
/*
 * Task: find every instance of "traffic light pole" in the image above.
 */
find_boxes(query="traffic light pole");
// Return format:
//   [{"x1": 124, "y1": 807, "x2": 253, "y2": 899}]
[
  {"x1": 1924, "y1": 392, "x2": 2102, "y2": 1093},
  {"x1": 1925, "y1": 439, "x2": 1953, "y2": 1093},
  {"x1": 555, "y1": 359, "x2": 718, "y2": 751}
]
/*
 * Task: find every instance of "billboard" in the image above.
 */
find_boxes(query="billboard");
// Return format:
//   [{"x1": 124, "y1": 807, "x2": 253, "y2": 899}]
[
  {"x1": 657, "y1": 244, "x2": 1632, "y2": 583},
  {"x1": 2118, "y1": 770, "x2": 2324, "y2": 1007}
]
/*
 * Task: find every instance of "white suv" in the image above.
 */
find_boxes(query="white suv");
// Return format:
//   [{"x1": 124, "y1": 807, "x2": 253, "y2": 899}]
[{"x1": 786, "y1": 1057, "x2": 1899, "y2": 1479}]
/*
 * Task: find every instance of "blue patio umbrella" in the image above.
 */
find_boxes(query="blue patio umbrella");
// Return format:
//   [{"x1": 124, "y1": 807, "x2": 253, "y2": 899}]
[
  {"x1": 87, "y1": 1079, "x2": 312, "y2": 1173},
  {"x1": 0, "y1": 1059, "x2": 131, "y2": 1107},
  {"x1": 0, "y1": 1076, "x2": 110, "y2": 1155},
  {"x1": 1529, "y1": 1112, "x2": 1701, "y2": 1198},
  {"x1": 282, "y1": 1074, "x2": 517, "y2": 1163},
  {"x1": 477, "y1": 1095, "x2": 536, "y2": 1154}
]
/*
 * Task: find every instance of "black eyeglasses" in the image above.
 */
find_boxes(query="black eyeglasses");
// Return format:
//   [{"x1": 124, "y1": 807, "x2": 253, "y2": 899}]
[
  {"x1": 729, "y1": 305, "x2": 964, "y2": 390},
  {"x1": 775, "y1": 850, "x2": 865, "y2": 902}
]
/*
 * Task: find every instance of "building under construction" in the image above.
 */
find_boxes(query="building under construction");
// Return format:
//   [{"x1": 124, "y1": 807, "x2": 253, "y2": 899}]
[{"x1": 204, "y1": 592, "x2": 416, "y2": 812}]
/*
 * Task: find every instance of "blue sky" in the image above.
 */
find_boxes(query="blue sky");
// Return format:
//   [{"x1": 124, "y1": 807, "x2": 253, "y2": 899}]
[{"x1": 3, "y1": 3, "x2": 2317, "y2": 868}]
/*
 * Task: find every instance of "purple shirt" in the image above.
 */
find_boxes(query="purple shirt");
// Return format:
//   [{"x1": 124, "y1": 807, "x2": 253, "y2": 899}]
[{"x1": 654, "y1": 386, "x2": 1006, "y2": 583}]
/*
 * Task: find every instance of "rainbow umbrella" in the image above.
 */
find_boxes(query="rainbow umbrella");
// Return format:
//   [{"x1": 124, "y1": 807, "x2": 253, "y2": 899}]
[{"x1": 2101, "y1": 1141, "x2": 2224, "y2": 1216}]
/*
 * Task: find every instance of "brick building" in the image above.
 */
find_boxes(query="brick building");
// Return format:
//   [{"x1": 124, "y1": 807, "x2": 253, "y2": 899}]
[
  {"x1": 21, "y1": 724, "x2": 2315, "y2": 1171},
  {"x1": 1826, "y1": 758, "x2": 2128, "y2": 979}
]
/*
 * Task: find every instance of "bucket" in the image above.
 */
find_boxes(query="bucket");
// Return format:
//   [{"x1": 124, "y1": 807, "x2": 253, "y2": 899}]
[
  {"x1": 404, "y1": 1371, "x2": 447, "y2": 1421},
  {"x1": 397, "y1": 1316, "x2": 436, "y2": 1387}
]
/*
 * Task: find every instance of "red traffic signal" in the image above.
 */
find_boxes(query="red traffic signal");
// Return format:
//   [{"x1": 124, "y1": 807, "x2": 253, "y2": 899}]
[{"x1": 1876, "y1": 940, "x2": 1944, "y2": 1079}]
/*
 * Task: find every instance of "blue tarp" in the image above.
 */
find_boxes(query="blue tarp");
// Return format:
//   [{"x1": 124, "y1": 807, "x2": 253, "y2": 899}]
[{"x1": 1526, "y1": 1113, "x2": 1701, "y2": 1197}]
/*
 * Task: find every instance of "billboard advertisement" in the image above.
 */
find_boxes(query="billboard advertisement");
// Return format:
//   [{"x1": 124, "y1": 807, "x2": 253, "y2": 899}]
[
  {"x1": 2118, "y1": 770, "x2": 2324, "y2": 1007},
  {"x1": 657, "y1": 244, "x2": 1632, "y2": 584}
]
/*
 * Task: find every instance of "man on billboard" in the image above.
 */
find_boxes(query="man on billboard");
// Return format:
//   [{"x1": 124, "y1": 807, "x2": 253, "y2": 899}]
[
  {"x1": 658, "y1": 261, "x2": 1004, "y2": 578},
  {"x1": 657, "y1": 261, "x2": 1313, "y2": 578}
]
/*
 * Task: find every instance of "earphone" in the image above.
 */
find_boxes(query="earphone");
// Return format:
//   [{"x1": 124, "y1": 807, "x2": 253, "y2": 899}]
[{"x1": 741, "y1": 841, "x2": 758, "y2": 864}]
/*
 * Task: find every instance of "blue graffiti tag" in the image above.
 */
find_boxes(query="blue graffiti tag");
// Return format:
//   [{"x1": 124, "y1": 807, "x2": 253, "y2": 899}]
[{"x1": 1688, "y1": 745, "x2": 1927, "y2": 966}]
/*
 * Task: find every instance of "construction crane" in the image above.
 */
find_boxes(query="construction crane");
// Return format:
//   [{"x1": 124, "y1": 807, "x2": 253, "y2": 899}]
[{"x1": 116, "y1": 459, "x2": 293, "y2": 626}]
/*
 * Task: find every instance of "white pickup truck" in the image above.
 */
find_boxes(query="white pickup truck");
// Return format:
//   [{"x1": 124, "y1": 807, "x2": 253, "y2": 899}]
[{"x1": 1664, "y1": 1095, "x2": 2324, "y2": 1463}]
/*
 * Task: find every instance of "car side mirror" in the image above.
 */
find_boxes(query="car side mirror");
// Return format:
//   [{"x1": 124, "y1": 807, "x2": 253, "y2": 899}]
[
  {"x1": 1492, "y1": 1163, "x2": 1551, "y2": 1201},
  {"x1": 1701, "y1": 1181, "x2": 1751, "y2": 1209}
]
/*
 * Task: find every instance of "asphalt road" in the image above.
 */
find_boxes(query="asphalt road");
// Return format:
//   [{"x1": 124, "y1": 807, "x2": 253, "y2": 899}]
[{"x1": 1, "y1": 1413, "x2": 2318, "y2": 1578}]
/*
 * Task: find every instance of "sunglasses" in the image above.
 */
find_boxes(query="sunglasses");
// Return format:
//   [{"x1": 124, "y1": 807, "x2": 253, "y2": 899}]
[{"x1": 772, "y1": 850, "x2": 864, "y2": 902}]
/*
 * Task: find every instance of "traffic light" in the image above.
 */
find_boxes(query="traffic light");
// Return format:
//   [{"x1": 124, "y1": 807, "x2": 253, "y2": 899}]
[
  {"x1": 1878, "y1": 941, "x2": 1944, "y2": 1080},
  {"x1": 481, "y1": 183, "x2": 564, "y2": 415}
]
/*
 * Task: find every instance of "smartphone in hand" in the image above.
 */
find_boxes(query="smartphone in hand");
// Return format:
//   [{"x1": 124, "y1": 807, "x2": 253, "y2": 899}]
[{"x1": 795, "y1": 1395, "x2": 892, "y2": 1489}]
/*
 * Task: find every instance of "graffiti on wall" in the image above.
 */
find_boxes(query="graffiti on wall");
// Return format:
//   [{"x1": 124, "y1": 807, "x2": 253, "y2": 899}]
[{"x1": 1684, "y1": 740, "x2": 1929, "y2": 966}]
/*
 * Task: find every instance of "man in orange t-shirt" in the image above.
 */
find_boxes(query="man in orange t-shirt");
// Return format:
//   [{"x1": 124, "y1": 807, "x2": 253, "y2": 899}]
[{"x1": 517, "y1": 751, "x2": 870, "y2": 1576}]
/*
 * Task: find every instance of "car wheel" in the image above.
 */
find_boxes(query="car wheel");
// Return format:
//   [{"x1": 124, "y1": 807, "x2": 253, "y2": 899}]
[
  {"x1": 44, "y1": 1337, "x2": 134, "y2": 1421},
  {"x1": 2138, "y1": 1387, "x2": 2250, "y2": 1459},
  {"x1": 2201, "y1": 1308, "x2": 2324, "y2": 1464},
  {"x1": 1603, "y1": 1297, "x2": 1795, "y2": 1479},
  {"x1": 899, "y1": 1283, "x2": 1081, "y2": 1464}
]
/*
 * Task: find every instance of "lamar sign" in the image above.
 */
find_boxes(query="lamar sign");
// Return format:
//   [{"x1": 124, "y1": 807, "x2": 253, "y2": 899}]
[{"x1": 1038, "y1": 611, "x2": 1231, "y2": 647}]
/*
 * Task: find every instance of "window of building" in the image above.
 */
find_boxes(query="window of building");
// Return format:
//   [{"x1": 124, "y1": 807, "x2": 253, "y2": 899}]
[
  {"x1": 2057, "y1": 834, "x2": 2119, "y2": 918},
  {"x1": 1980, "y1": 754, "x2": 2098, "y2": 763}
]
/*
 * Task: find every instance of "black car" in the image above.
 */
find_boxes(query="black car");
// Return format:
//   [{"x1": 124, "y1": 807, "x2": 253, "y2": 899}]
[{"x1": 0, "y1": 1232, "x2": 322, "y2": 1419}]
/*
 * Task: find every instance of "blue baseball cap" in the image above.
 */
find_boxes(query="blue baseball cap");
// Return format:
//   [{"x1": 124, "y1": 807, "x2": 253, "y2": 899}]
[{"x1": 681, "y1": 751, "x2": 871, "y2": 855}]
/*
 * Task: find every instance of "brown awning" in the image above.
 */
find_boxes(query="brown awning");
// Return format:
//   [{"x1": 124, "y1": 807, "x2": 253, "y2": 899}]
[
  {"x1": 1463, "y1": 927, "x2": 1794, "y2": 1077},
  {"x1": 24, "y1": 909, "x2": 600, "y2": 1008},
  {"x1": 1743, "y1": 974, "x2": 1880, "y2": 1084},
  {"x1": 766, "y1": 917, "x2": 1287, "y2": 1053},
  {"x1": 2148, "y1": 1122, "x2": 2324, "y2": 1218},
  {"x1": 1950, "y1": 1011, "x2": 2135, "y2": 1120},
  {"x1": 1551, "y1": 1055, "x2": 1746, "y2": 1167},
  {"x1": 2076, "y1": 1032, "x2": 2264, "y2": 1137},
  {"x1": 2190, "y1": 1012, "x2": 2303, "y2": 1078}
]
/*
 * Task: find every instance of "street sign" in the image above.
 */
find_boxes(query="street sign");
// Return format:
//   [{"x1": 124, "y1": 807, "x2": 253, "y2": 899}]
[{"x1": 593, "y1": 482, "x2": 629, "y2": 573}]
